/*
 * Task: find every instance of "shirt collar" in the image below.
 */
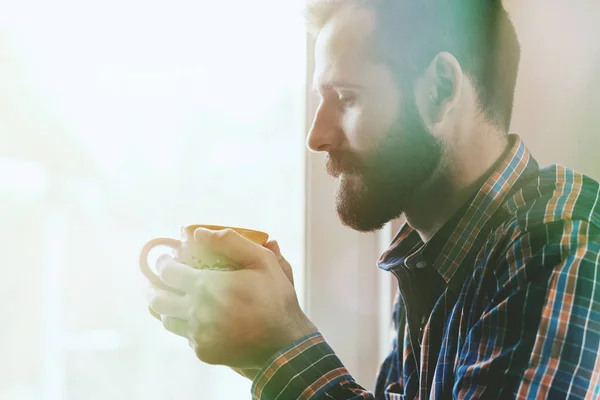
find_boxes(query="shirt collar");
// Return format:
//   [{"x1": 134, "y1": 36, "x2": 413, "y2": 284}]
[{"x1": 378, "y1": 134, "x2": 539, "y2": 285}]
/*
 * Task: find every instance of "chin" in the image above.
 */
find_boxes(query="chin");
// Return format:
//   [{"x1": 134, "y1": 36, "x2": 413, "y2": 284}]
[{"x1": 334, "y1": 175, "x2": 401, "y2": 233}]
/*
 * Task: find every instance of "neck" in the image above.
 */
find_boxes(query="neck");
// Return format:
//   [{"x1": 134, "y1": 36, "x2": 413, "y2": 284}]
[{"x1": 404, "y1": 127, "x2": 510, "y2": 242}]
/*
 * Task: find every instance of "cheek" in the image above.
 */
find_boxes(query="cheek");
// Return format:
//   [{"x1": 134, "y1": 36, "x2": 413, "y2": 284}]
[
  {"x1": 341, "y1": 108, "x2": 366, "y2": 150},
  {"x1": 342, "y1": 101, "x2": 398, "y2": 152}
]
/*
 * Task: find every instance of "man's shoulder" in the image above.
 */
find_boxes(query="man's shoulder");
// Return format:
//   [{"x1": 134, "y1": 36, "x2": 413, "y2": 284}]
[
  {"x1": 501, "y1": 164, "x2": 600, "y2": 233},
  {"x1": 479, "y1": 165, "x2": 600, "y2": 286}
]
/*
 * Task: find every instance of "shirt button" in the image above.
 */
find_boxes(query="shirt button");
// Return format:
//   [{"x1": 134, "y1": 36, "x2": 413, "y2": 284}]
[{"x1": 416, "y1": 261, "x2": 428, "y2": 269}]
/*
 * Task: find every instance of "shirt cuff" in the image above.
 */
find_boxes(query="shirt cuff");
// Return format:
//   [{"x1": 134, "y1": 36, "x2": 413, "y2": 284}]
[{"x1": 251, "y1": 332, "x2": 352, "y2": 400}]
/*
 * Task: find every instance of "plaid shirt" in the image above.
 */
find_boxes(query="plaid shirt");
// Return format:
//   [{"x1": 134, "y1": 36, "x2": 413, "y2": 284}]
[{"x1": 252, "y1": 135, "x2": 600, "y2": 399}]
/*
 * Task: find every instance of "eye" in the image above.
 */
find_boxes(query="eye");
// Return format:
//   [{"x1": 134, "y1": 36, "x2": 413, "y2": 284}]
[{"x1": 338, "y1": 92, "x2": 357, "y2": 107}]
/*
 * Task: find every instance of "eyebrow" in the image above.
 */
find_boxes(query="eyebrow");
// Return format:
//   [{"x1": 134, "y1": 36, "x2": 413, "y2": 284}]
[{"x1": 313, "y1": 81, "x2": 365, "y2": 93}]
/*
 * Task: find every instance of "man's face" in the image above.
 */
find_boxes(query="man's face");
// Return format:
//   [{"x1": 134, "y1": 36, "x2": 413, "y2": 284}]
[{"x1": 307, "y1": 6, "x2": 444, "y2": 232}]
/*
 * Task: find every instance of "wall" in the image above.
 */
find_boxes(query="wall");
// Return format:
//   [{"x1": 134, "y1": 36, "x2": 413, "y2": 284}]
[{"x1": 507, "y1": 0, "x2": 600, "y2": 178}]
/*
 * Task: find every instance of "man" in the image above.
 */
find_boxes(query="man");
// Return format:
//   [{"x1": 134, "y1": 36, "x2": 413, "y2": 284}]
[{"x1": 146, "y1": 0, "x2": 600, "y2": 398}]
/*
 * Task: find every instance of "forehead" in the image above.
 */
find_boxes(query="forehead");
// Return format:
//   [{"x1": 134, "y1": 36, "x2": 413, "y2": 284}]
[{"x1": 313, "y1": 5, "x2": 377, "y2": 85}]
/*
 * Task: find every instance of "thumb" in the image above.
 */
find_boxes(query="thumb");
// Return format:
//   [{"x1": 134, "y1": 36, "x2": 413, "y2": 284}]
[
  {"x1": 194, "y1": 227, "x2": 270, "y2": 268},
  {"x1": 264, "y1": 240, "x2": 294, "y2": 285}
]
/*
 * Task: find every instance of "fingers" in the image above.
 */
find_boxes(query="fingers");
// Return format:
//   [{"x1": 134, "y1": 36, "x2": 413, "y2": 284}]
[
  {"x1": 156, "y1": 255, "x2": 200, "y2": 293},
  {"x1": 148, "y1": 287, "x2": 189, "y2": 320},
  {"x1": 264, "y1": 240, "x2": 283, "y2": 260},
  {"x1": 265, "y1": 240, "x2": 294, "y2": 285},
  {"x1": 148, "y1": 297, "x2": 189, "y2": 339},
  {"x1": 194, "y1": 228, "x2": 272, "y2": 268},
  {"x1": 161, "y1": 315, "x2": 189, "y2": 338},
  {"x1": 148, "y1": 306, "x2": 161, "y2": 321}
]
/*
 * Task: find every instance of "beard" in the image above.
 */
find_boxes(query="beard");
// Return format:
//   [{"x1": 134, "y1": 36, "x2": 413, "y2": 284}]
[{"x1": 328, "y1": 94, "x2": 444, "y2": 232}]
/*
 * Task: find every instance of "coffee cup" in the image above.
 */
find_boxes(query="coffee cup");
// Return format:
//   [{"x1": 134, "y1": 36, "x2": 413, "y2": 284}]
[{"x1": 140, "y1": 224, "x2": 269, "y2": 288}]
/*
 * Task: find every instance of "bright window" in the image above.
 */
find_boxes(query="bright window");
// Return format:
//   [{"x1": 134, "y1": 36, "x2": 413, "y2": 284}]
[{"x1": 0, "y1": 0, "x2": 307, "y2": 399}]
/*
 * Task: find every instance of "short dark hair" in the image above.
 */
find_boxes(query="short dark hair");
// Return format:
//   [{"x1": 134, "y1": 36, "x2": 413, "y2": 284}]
[{"x1": 305, "y1": 0, "x2": 521, "y2": 132}]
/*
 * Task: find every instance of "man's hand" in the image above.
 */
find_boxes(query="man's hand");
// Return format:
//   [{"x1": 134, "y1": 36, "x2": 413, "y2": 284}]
[{"x1": 146, "y1": 228, "x2": 317, "y2": 370}]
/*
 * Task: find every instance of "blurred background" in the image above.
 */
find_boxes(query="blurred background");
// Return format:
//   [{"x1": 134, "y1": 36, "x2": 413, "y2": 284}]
[
  {"x1": 0, "y1": 0, "x2": 307, "y2": 398},
  {"x1": 507, "y1": 0, "x2": 600, "y2": 178},
  {"x1": 0, "y1": 0, "x2": 599, "y2": 399}
]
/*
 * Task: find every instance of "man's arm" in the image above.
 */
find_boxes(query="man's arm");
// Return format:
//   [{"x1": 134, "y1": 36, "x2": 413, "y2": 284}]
[
  {"x1": 252, "y1": 291, "x2": 404, "y2": 400},
  {"x1": 251, "y1": 332, "x2": 375, "y2": 400},
  {"x1": 454, "y1": 219, "x2": 600, "y2": 399},
  {"x1": 146, "y1": 230, "x2": 391, "y2": 399}
]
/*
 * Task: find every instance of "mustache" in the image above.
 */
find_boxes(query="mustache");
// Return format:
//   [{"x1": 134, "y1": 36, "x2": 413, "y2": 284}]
[{"x1": 325, "y1": 150, "x2": 365, "y2": 177}]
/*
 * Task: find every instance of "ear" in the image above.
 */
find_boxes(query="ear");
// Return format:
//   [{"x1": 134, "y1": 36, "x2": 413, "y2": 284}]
[{"x1": 415, "y1": 51, "x2": 463, "y2": 130}]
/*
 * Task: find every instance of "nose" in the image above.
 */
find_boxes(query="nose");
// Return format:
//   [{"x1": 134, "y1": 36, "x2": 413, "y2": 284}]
[{"x1": 306, "y1": 100, "x2": 343, "y2": 153}]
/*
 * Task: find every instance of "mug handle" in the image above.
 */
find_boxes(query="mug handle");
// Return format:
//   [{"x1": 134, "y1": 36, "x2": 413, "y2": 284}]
[{"x1": 139, "y1": 237, "x2": 180, "y2": 289}]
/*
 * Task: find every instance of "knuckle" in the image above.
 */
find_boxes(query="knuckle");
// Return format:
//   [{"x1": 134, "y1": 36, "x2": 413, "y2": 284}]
[
  {"x1": 188, "y1": 303, "x2": 203, "y2": 321},
  {"x1": 157, "y1": 259, "x2": 172, "y2": 278},
  {"x1": 157, "y1": 266, "x2": 168, "y2": 282},
  {"x1": 215, "y1": 228, "x2": 236, "y2": 242},
  {"x1": 156, "y1": 254, "x2": 171, "y2": 266},
  {"x1": 187, "y1": 306, "x2": 197, "y2": 321},
  {"x1": 156, "y1": 255, "x2": 172, "y2": 273},
  {"x1": 157, "y1": 271, "x2": 173, "y2": 288}
]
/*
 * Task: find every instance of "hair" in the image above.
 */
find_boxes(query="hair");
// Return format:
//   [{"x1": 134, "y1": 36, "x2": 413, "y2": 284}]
[{"x1": 304, "y1": 0, "x2": 521, "y2": 132}]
